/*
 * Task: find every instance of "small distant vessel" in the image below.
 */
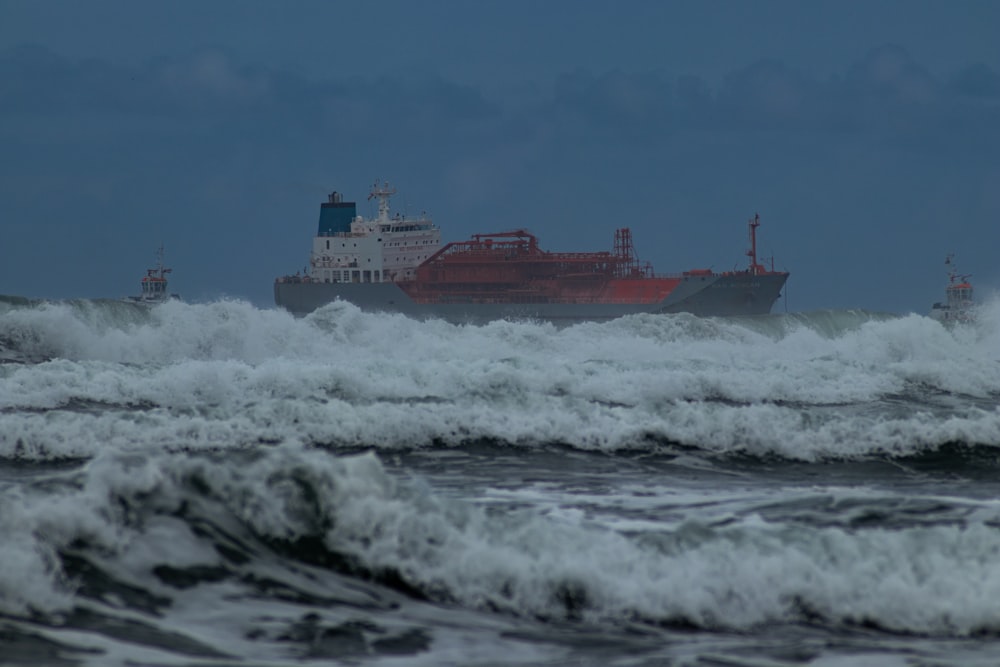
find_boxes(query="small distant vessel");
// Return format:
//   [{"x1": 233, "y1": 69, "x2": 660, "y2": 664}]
[
  {"x1": 274, "y1": 181, "x2": 789, "y2": 322},
  {"x1": 930, "y1": 254, "x2": 974, "y2": 324},
  {"x1": 127, "y1": 245, "x2": 179, "y2": 304}
]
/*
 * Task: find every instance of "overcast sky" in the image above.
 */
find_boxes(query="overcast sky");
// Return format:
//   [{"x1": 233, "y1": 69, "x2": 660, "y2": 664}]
[{"x1": 2, "y1": 0, "x2": 999, "y2": 313}]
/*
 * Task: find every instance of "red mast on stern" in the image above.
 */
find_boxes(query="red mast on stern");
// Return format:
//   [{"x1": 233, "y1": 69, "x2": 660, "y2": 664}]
[{"x1": 746, "y1": 213, "x2": 764, "y2": 275}]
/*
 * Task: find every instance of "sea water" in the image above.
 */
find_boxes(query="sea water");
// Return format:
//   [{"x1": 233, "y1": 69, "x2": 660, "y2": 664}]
[{"x1": 1, "y1": 296, "x2": 1000, "y2": 666}]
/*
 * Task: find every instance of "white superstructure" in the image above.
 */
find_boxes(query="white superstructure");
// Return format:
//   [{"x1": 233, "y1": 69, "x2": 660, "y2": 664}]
[
  {"x1": 308, "y1": 181, "x2": 441, "y2": 284},
  {"x1": 929, "y1": 253, "x2": 975, "y2": 324},
  {"x1": 126, "y1": 245, "x2": 179, "y2": 303}
]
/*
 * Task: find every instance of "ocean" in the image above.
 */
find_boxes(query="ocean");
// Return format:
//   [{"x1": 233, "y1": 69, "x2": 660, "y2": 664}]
[{"x1": 2, "y1": 296, "x2": 1000, "y2": 667}]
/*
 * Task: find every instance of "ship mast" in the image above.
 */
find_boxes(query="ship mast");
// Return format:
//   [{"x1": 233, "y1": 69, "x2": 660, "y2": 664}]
[
  {"x1": 945, "y1": 253, "x2": 960, "y2": 285},
  {"x1": 944, "y1": 253, "x2": 973, "y2": 299},
  {"x1": 368, "y1": 180, "x2": 397, "y2": 223},
  {"x1": 746, "y1": 213, "x2": 763, "y2": 275},
  {"x1": 148, "y1": 244, "x2": 172, "y2": 280}
]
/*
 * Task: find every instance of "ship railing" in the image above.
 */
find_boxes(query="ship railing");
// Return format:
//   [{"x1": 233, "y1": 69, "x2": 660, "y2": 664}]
[
  {"x1": 318, "y1": 223, "x2": 436, "y2": 238},
  {"x1": 318, "y1": 231, "x2": 370, "y2": 238},
  {"x1": 312, "y1": 260, "x2": 359, "y2": 268},
  {"x1": 386, "y1": 223, "x2": 436, "y2": 232},
  {"x1": 544, "y1": 252, "x2": 615, "y2": 261}
]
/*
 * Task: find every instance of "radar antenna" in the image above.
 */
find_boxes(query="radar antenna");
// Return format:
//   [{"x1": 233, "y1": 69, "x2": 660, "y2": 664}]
[{"x1": 368, "y1": 179, "x2": 397, "y2": 223}]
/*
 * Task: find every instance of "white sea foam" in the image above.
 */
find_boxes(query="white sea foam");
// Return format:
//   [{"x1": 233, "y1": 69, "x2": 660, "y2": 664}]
[
  {"x1": 6, "y1": 447, "x2": 1000, "y2": 636},
  {"x1": 1, "y1": 298, "x2": 999, "y2": 460},
  {"x1": 216, "y1": 448, "x2": 1000, "y2": 634}
]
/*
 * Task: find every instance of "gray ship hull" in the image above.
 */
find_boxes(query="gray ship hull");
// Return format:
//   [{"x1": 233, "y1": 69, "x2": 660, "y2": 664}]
[{"x1": 274, "y1": 272, "x2": 788, "y2": 322}]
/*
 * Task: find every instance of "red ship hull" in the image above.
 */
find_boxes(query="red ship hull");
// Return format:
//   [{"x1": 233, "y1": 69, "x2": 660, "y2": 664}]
[{"x1": 399, "y1": 228, "x2": 754, "y2": 307}]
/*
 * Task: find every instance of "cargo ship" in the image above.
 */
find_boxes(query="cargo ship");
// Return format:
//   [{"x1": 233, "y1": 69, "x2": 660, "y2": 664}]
[{"x1": 274, "y1": 182, "x2": 789, "y2": 322}]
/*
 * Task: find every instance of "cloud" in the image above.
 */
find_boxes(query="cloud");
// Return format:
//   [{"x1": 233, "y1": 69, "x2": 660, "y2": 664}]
[
  {"x1": 0, "y1": 44, "x2": 262, "y2": 118},
  {"x1": 550, "y1": 69, "x2": 673, "y2": 131},
  {"x1": 158, "y1": 51, "x2": 271, "y2": 102},
  {"x1": 0, "y1": 45, "x2": 497, "y2": 133},
  {"x1": 845, "y1": 44, "x2": 937, "y2": 103},
  {"x1": 5, "y1": 42, "x2": 996, "y2": 149},
  {"x1": 949, "y1": 63, "x2": 1000, "y2": 99},
  {"x1": 713, "y1": 60, "x2": 814, "y2": 131}
]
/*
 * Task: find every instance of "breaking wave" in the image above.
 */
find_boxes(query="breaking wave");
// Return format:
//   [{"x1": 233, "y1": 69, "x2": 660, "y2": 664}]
[
  {"x1": 1, "y1": 297, "x2": 999, "y2": 461},
  {"x1": 5, "y1": 448, "x2": 1000, "y2": 640}
]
